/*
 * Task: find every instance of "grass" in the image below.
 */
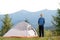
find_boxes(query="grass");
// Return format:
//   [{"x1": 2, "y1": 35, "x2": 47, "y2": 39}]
[{"x1": 0, "y1": 36, "x2": 60, "y2": 40}]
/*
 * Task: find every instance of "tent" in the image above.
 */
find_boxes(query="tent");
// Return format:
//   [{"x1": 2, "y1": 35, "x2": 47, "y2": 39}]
[{"x1": 3, "y1": 21, "x2": 38, "y2": 37}]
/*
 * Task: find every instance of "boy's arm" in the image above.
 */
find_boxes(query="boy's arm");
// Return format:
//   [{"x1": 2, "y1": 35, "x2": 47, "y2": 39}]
[{"x1": 44, "y1": 18, "x2": 45, "y2": 24}]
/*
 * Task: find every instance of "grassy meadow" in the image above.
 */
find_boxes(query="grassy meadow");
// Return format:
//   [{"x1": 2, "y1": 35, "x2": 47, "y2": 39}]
[{"x1": 0, "y1": 36, "x2": 60, "y2": 40}]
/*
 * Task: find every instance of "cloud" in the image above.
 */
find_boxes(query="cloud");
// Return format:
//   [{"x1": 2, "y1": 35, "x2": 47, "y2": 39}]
[{"x1": 0, "y1": 0, "x2": 59, "y2": 14}]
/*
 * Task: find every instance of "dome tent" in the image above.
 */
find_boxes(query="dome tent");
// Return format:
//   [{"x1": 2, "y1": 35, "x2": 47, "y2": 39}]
[{"x1": 3, "y1": 21, "x2": 38, "y2": 37}]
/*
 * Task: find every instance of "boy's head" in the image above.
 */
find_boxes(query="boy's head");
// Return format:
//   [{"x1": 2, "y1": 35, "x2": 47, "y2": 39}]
[{"x1": 40, "y1": 13, "x2": 43, "y2": 17}]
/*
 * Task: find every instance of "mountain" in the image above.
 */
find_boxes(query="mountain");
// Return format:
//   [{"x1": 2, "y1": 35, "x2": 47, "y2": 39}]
[{"x1": 0, "y1": 9, "x2": 57, "y2": 29}]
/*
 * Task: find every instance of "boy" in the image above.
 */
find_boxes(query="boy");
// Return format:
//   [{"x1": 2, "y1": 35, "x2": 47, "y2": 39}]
[{"x1": 38, "y1": 13, "x2": 45, "y2": 37}]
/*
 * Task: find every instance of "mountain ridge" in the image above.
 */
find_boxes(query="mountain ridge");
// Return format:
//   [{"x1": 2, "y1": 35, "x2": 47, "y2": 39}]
[{"x1": 0, "y1": 10, "x2": 57, "y2": 29}]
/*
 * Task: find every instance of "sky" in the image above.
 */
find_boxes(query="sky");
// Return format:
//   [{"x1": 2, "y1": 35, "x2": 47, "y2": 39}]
[{"x1": 0, "y1": 0, "x2": 59, "y2": 14}]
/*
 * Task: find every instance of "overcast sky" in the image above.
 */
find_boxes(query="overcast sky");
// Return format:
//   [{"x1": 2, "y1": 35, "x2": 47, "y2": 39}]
[{"x1": 0, "y1": 0, "x2": 60, "y2": 14}]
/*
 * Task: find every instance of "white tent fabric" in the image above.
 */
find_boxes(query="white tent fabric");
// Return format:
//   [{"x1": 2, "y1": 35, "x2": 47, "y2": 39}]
[{"x1": 3, "y1": 21, "x2": 38, "y2": 37}]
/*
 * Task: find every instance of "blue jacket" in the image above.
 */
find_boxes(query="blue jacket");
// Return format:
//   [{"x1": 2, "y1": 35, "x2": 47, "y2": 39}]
[{"x1": 38, "y1": 17, "x2": 45, "y2": 25}]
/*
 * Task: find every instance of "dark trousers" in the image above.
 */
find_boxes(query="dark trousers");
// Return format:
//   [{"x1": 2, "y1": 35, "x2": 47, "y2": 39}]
[{"x1": 39, "y1": 25, "x2": 44, "y2": 37}]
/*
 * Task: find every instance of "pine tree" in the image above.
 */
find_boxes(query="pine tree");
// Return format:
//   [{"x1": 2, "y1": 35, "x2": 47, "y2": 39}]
[
  {"x1": 1, "y1": 14, "x2": 13, "y2": 36},
  {"x1": 52, "y1": 9, "x2": 60, "y2": 36}
]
